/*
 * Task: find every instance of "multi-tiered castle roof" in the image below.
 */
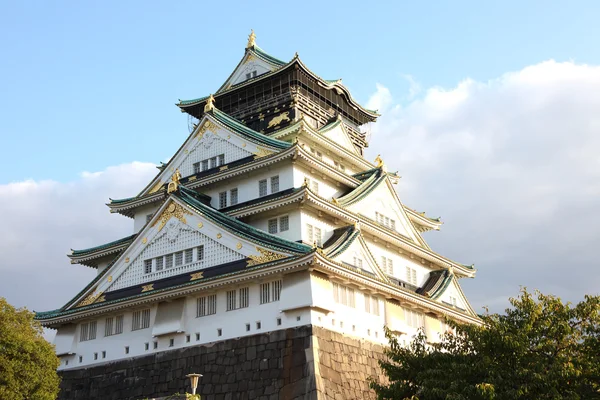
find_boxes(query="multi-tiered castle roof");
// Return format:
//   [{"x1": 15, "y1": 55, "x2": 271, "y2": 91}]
[{"x1": 36, "y1": 32, "x2": 479, "y2": 370}]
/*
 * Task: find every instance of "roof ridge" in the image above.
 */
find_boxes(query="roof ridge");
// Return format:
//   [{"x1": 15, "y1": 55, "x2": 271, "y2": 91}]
[{"x1": 71, "y1": 234, "x2": 137, "y2": 256}]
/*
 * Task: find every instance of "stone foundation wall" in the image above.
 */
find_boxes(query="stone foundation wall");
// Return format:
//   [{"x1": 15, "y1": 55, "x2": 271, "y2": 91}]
[{"x1": 57, "y1": 325, "x2": 386, "y2": 400}]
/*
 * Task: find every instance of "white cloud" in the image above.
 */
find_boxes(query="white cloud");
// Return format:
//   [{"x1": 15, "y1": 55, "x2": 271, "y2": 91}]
[
  {"x1": 0, "y1": 162, "x2": 157, "y2": 315},
  {"x1": 367, "y1": 60, "x2": 600, "y2": 312}
]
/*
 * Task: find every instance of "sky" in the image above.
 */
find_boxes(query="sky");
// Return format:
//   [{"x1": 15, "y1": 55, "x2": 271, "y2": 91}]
[{"x1": 1, "y1": 1, "x2": 599, "y2": 323}]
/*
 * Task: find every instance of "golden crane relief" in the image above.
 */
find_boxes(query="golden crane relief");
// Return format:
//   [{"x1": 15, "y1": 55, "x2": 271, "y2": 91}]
[
  {"x1": 190, "y1": 271, "x2": 204, "y2": 281},
  {"x1": 267, "y1": 112, "x2": 290, "y2": 128},
  {"x1": 375, "y1": 154, "x2": 384, "y2": 167},
  {"x1": 141, "y1": 284, "x2": 154, "y2": 293},
  {"x1": 247, "y1": 247, "x2": 286, "y2": 267},
  {"x1": 153, "y1": 202, "x2": 192, "y2": 232},
  {"x1": 167, "y1": 169, "x2": 182, "y2": 194},
  {"x1": 247, "y1": 29, "x2": 256, "y2": 48},
  {"x1": 204, "y1": 94, "x2": 216, "y2": 113}
]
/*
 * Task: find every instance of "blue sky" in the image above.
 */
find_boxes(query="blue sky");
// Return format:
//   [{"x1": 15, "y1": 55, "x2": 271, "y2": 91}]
[
  {"x1": 1, "y1": 1, "x2": 598, "y2": 183},
  {"x1": 1, "y1": 1, "x2": 599, "y2": 315}
]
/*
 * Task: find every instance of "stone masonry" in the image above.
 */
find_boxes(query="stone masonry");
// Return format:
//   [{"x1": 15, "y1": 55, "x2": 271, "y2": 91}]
[{"x1": 56, "y1": 325, "x2": 387, "y2": 400}]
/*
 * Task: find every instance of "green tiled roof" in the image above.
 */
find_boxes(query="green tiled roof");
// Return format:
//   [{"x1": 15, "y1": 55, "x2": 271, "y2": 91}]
[
  {"x1": 323, "y1": 225, "x2": 359, "y2": 258},
  {"x1": 178, "y1": 186, "x2": 310, "y2": 254},
  {"x1": 178, "y1": 94, "x2": 210, "y2": 106},
  {"x1": 71, "y1": 234, "x2": 137, "y2": 256},
  {"x1": 211, "y1": 109, "x2": 292, "y2": 150},
  {"x1": 109, "y1": 196, "x2": 136, "y2": 204},
  {"x1": 251, "y1": 45, "x2": 286, "y2": 66},
  {"x1": 339, "y1": 168, "x2": 386, "y2": 207},
  {"x1": 417, "y1": 269, "x2": 453, "y2": 300}
]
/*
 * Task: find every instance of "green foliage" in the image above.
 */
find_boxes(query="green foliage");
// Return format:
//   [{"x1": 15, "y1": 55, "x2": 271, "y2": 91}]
[
  {"x1": 371, "y1": 289, "x2": 600, "y2": 400},
  {"x1": 0, "y1": 297, "x2": 60, "y2": 400}
]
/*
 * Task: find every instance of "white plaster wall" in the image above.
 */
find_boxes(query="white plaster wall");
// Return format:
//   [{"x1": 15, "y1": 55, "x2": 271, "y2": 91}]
[
  {"x1": 292, "y1": 164, "x2": 345, "y2": 199},
  {"x1": 203, "y1": 164, "x2": 294, "y2": 209},
  {"x1": 133, "y1": 203, "x2": 161, "y2": 233},
  {"x1": 300, "y1": 210, "x2": 337, "y2": 246},
  {"x1": 366, "y1": 240, "x2": 433, "y2": 287},
  {"x1": 247, "y1": 209, "x2": 301, "y2": 243},
  {"x1": 300, "y1": 142, "x2": 357, "y2": 176}
]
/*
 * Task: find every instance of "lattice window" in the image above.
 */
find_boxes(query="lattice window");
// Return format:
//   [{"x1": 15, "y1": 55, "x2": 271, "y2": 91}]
[
  {"x1": 209, "y1": 157, "x2": 217, "y2": 169},
  {"x1": 156, "y1": 256, "x2": 164, "y2": 271},
  {"x1": 196, "y1": 294, "x2": 217, "y2": 317},
  {"x1": 270, "y1": 175, "x2": 279, "y2": 193},
  {"x1": 110, "y1": 228, "x2": 243, "y2": 290},
  {"x1": 104, "y1": 317, "x2": 113, "y2": 337},
  {"x1": 260, "y1": 280, "x2": 282, "y2": 304},
  {"x1": 218, "y1": 154, "x2": 225, "y2": 166},
  {"x1": 230, "y1": 188, "x2": 238, "y2": 206},
  {"x1": 226, "y1": 290, "x2": 236, "y2": 311},
  {"x1": 268, "y1": 218, "x2": 278, "y2": 234},
  {"x1": 404, "y1": 308, "x2": 425, "y2": 328},
  {"x1": 201, "y1": 160, "x2": 209, "y2": 171},
  {"x1": 105, "y1": 315, "x2": 123, "y2": 336},
  {"x1": 175, "y1": 251, "x2": 183, "y2": 266},
  {"x1": 376, "y1": 212, "x2": 396, "y2": 231},
  {"x1": 314, "y1": 227, "x2": 322, "y2": 246},
  {"x1": 219, "y1": 191, "x2": 227, "y2": 209},
  {"x1": 132, "y1": 309, "x2": 150, "y2": 331},
  {"x1": 115, "y1": 315, "x2": 123, "y2": 334},
  {"x1": 306, "y1": 224, "x2": 313, "y2": 244},
  {"x1": 365, "y1": 295, "x2": 380, "y2": 316},
  {"x1": 382, "y1": 257, "x2": 393, "y2": 275},
  {"x1": 193, "y1": 162, "x2": 201, "y2": 174},
  {"x1": 185, "y1": 249, "x2": 193, "y2": 264},
  {"x1": 239, "y1": 287, "x2": 249, "y2": 308},
  {"x1": 279, "y1": 215, "x2": 289, "y2": 232},
  {"x1": 259, "y1": 179, "x2": 267, "y2": 197},
  {"x1": 353, "y1": 257, "x2": 363, "y2": 269},
  {"x1": 144, "y1": 259, "x2": 152, "y2": 274}
]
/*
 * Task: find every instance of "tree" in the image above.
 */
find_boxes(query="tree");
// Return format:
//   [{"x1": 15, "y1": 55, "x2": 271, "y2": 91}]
[
  {"x1": 0, "y1": 297, "x2": 60, "y2": 400},
  {"x1": 371, "y1": 289, "x2": 600, "y2": 400}
]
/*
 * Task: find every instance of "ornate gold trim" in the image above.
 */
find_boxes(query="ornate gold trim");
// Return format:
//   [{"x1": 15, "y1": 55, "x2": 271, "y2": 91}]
[
  {"x1": 216, "y1": 233, "x2": 222, "y2": 239},
  {"x1": 247, "y1": 247, "x2": 286, "y2": 267},
  {"x1": 167, "y1": 169, "x2": 182, "y2": 194},
  {"x1": 247, "y1": 29, "x2": 256, "y2": 48},
  {"x1": 253, "y1": 147, "x2": 274, "y2": 158},
  {"x1": 236, "y1": 242, "x2": 243, "y2": 250},
  {"x1": 77, "y1": 290, "x2": 104, "y2": 307},
  {"x1": 197, "y1": 222, "x2": 203, "y2": 229},
  {"x1": 190, "y1": 271, "x2": 204, "y2": 281},
  {"x1": 195, "y1": 120, "x2": 218, "y2": 139},
  {"x1": 149, "y1": 182, "x2": 163, "y2": 194},
  {"x1": 125, "y1": 257, "x2": 130, "y2": 263},
  {"x1": 141, "y1": 284, "x2": 154, "y2": 293},
  {"x1": 219, "y1": 165, "x2": 229, "y2": 171},
  {"x1": 142, "y1": 238, "x2": 147, "y2": 244},
  {"x1": 204, "y1": 94, "x2": 215, "y2": 113},
  {"x1": 153, "y1": 202, "x2": 192, "y2": 232},
  {"x1": 267, "y1": 112, "x2": 290, "y2": 129}
]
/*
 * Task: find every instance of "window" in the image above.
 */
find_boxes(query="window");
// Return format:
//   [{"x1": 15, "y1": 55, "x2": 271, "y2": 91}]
[
  {"x1": 311, "y1": 180, "x2": 319, "y2": 194},
  {"x1": 306, "y1": 224, "x2": 322, "y2": 246},
  {"x1": 259, "y1": 179, "x2": 267, "y2": 197},
  {"x1": 246, "y1": 323, "x2": 251, "y2": 331},
  {"x1": 201, "y1": 160, "x2": 209, "y2": 171},
  {"x1": 270, "y1": 175, "x2": 279, "y2": 193},
  {"x1": 165, "y1": 254, "x2": 173, "y2": 269},
  {"x1": 218, "y1": 154, "x2": 225, "y2": 166},
  {"x1": 193, "y1": 162, "x2": 201, "y2": 174},
  {"x1": 79, "y1": 321, "x2": 96, "y2": 342},
  {"x1": 310, "y1": 148, "x2": 323, "y2": 160},
  {"x1": 239, "y1": 287, "x2": 249, "y2": 308},
  {"x1": 227, "y1": 287, "x2": 249, "y2": 310},
  {"x1": 332, "y1": 283, "x2": 355, "y2": 308},
  {"x1": 219, "y1": 191, "x2": 227, "y2": 209},
  {"x1": 406, "y1": 267, "x2": 417, "y2": 285},
  {"x1": 353, "y1": 257, "x2": 363, "y2": 269},
  {"x1": 246, "y1": 72, "x2": 252, "y2": 80},
  {"x1": 404, "y1": 308, "x2": 425, "y2": 329},
  {"x1": 217, "y1": 328, "x2": 222, "y2": 337},
  {"x1": 197, "y1": 245, "x2": 204, "y2": 261},
  {"x1": 145, "y1": 343, "x2": 149, "y2": 351},
  {"x1": 155, "y1": 256, "x2": 164, "y2": 271},
  {"x1": 268, "y1": 218, "x2": 278, "y2": 234},
  {"x1": 365, "y1": 295, "x2": 380, "y2": 316},
  {"x1": 209, "y1": 157, "x2": 217, "y2": 169},
  {"x1": 125, "y1": 346, "x2": 129, "y2": 354},
  {"x1": 195, "y1": 333, "x2": 200, "y2": 341},
  {"x1": 252, "y1": 71, "x2": 257, "y2": 78},
  {"x1": 144, "y1": 259, "x2": 152, "y2": 274},
  {"x1": 450, "y1": 296, "x2": 458, "y2": 307},
  {"x1": 226, "y1": 290, "x2": 236, "y2": 311},
  {"x1": 174, "y1": 251, "x2": 183, "y2": 266},
  {"x1": 334, "y1": 161, "x2": 346, "y2": 172},
  {"x1": 277, "y1": 318, "x2": 282, "y2": 326},
  {"x1": 382, "y1": 257, "x2": 394, "y2": 275},
  {"x1": 132, "y1": 309, "x2": 150, "y2": 331},
  {"x1": 102, "y1": 351, "x2": 106, "y2": 359},
  {"x1": 104, "y1": 315, "x2": 123, "y2": 336},
  {"x1": 230, "y1": 188, "x2": 238, "y2": 206},
  {"x1": 260, "y1": 280, "x2": 282, "y2": 304},
  {"x1": 375, "y1": 212, "x2": 396, "y2": 231},
  {"x1": 280, "y1": 215, "x2": 289, "y2": 231},
  {"x1": 256, "y1": 321, "x2": 261, "y2": 330},
  {"x1": 94, "y1": 352, "x2": 98, "y2": 360},
  {"x1": 196, "y1": 294, "x2": 217, "y2": 317},
  {"x1": 154, "y1": 342, "x2": 158, "y2": 349},
  {"x1": 79, "y1": 356, "x2": 82, "y2": 363},
  {"x1": 185, "y1": 249, "x2": 193, "y2": 264},
  {"x1": 169, "y1": 338, "x2": 174, "y2": 347}
]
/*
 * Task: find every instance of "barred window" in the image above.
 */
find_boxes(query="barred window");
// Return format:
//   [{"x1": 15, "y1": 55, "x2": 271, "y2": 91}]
[
  {"x1": 381, "y1": 257, "x2": 394, "y2": 275},
  {"x1": 218, "y1": 154, "x2": 225, "y2": 166},
  {"x1": 268, "y1": 218, "x2": 278, "y2": 234},
  {"x1": 165, "y1": 254, "x2": 173, "y2": 269},
  {"x1": 279, "y1": 215, "x2": 289, "y2": 231},
  {"x1": 270, "y1": 175, "x2": 279, "y2": 193},
  {"x1": 104, "y1": 317, "x2": 113, "y2": 337},
  {"x1": 209, "y1": 157, "x2": 217, "y2": 169},
  {"x1": 312, "y1": 180, "x2": 319, "y2": 194},
  {"x1": 115, "y1": 315, "x2": 123, "y2": 334},
  {"x1": 239, "y1": 287, "x2": 249, "y2": 308},
  {"x1": 332, "y1": 283, "x2": 355, "y2": 308},
  {"x1": 219, "y1": 191, "x2": 227, "y2": 209},
  {"x1": 155, "y1": 256, "x2": 164, "y2": 271},
  {"x1": 259, "y1": 179, "x2": 267, "y2": 197},
  {"x1": 230, "y1": 188, "x2": 238, "y2": 206},
  {"x1": 365, "y1": 295, "x2": 380, "y2": 316},
  {"x1": 132, "y1": 309, "x2": 151, "y2": 331},
  {"x1": 353, "y1": 257, "x2": 363, "y2": 269},
  {"x1": 261, "y1": 280, "x2": 282, "y2": 304},
  {"x1": 197, "y1": 245, "x2": 204, "y2": 261},
  {"x1": 196, "y1": 294, "x2": 217, "y2": 317},
  {"x1": 404, "y1": 308, "x2": 425, "y2": 329},
  {"x1": 226, "y1": 290, "x2": 237, "y2": 311},
  {"x1": 185, "y1": 249, "x2": 193, "y2": 264},
  {"x1": 79, "y1": 321, "x2": 97, "y2": 342},
  {"x1": 306, "y1": 224, "x2": 314, "y2": 244},
  {"x1": 144, "y1": 259, "x2": 152, "y2": 274},
  {"x1": 201, "y1": 159, "x2": 209, "y2": 171},
  {"x1": 105, "y1": 315, "x2": 123, "y2": 336},
  {"x1": 174, "y1": 251, "x2": 183, "y2": 266},
  {"x1": 406, "y1": 267, "x2": 417, "y2": 285},
  {"x1": 193, "y1": 162, "x2": 201, "y2": 174},
  {"x1": 314, "y1": 227, "x2": 322, "y2": 246}
]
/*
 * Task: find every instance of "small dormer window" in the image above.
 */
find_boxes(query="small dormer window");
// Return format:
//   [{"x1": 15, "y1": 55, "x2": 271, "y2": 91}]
[{"x1": 245, "y1": 71, "x2": 258, "y2": 80}]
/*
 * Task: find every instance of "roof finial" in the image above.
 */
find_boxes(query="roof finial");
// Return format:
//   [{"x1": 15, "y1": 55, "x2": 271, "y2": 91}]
[
  {"x1": 204, "y1": 94, "x2": 215, "y2": 113},
  {"x1": 247, "y1": 29, "x2": 256, "y2": 49},
  {"x1": 375, "y1": 154, "x2": 384, "y2": 168},
  {"x1": 167, "y1": 169, "x2": 182, "y2": 194}
]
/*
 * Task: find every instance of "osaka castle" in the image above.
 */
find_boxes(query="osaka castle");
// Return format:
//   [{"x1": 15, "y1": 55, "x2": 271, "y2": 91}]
[{"x1": 36, "y1": 31, "x2": 479, "y2": 379}]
